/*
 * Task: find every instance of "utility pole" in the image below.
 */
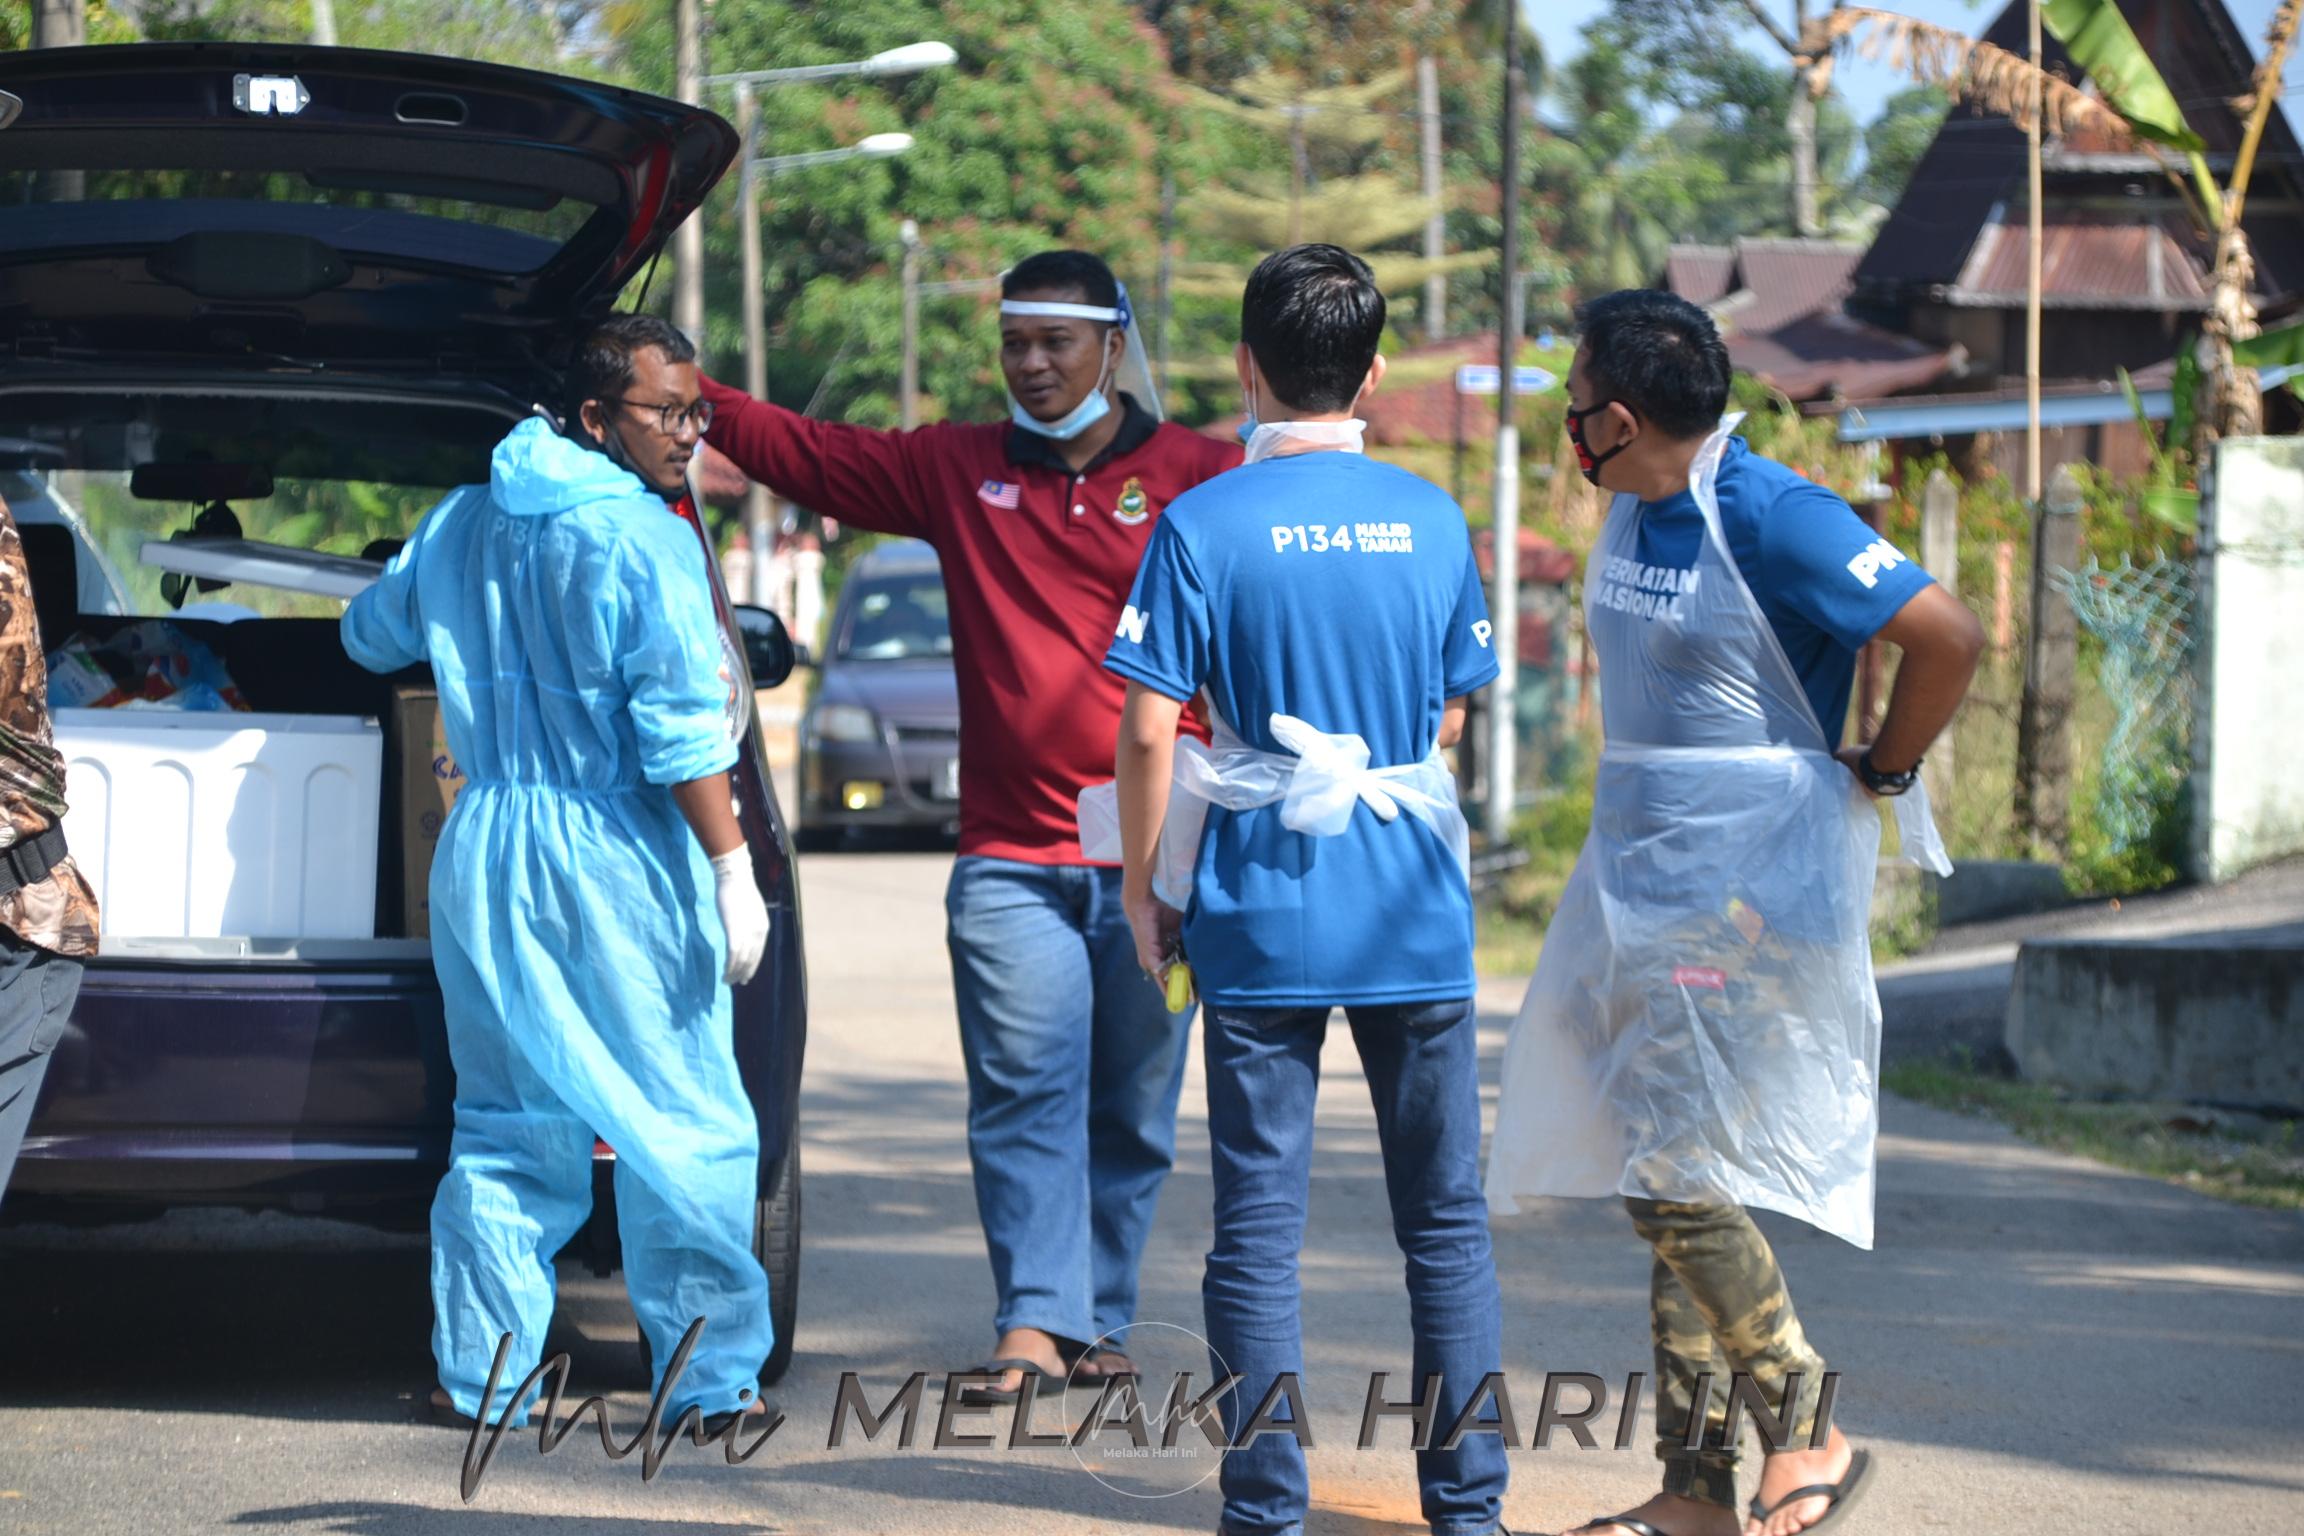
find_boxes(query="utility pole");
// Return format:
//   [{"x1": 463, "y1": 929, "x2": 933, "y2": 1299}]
[
  {"x1": 1484, "y1": 5, "x2": 1525, "y2": 846},
  {"x1": 899, "y1": 219, "x2": 923, "y2": 430},
  {"x1": 1287, "y1": 105, "x2": 1309, "y2": 247},
  {"x1": 32, "y1": 0, "x2": 86, "y2": 203},
  {"x1": 2024, "y1": 0, "x2": 2044, "y2": 505},
  {"x1": 736, "y1": 81, "x2": 774, "y2": 606},
  {"x1": 1157, "y1": 173, "x2": 1176, "y2": 404},
  {"x1": 310, "y1": 0, "x2": 337, "y2": 45},
  {"x1": 674, "y1": 0, "x2": 707, "y2": 362},
  {"x1": 1417, "y1": 0, "x2": 1447, "y2": 342},
  {"x1": 2015, "y1": 465, "x2": 2082, "y2": 856},
  {"x1": 33, "y1": 0, "x2": 84, "y2": 48},
  {"x1": 1919, "y1": 469, "x2": 1961, "y2": 812}
]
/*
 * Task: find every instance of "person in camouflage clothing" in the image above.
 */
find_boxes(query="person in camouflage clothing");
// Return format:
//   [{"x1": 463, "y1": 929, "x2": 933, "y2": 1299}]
[
  {"x1": 1483, "y1": 294, "x2": 1981, "y2": 1536},
  {"x1": 0, "y1": 493, "x2": 99, "y2": 1210}
]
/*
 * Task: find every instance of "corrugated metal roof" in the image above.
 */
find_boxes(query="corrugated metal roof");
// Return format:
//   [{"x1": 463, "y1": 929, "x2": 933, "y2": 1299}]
[
  {"x1": 1951, "y1": 210, "x2": 2212, "y2": 307},
  {"x1": 1852, "y1": 0, "x2": 2304, "y2": 308},
  {"x1": 1720, "y1": 240, "x2": 1868, "y2": 334},
  {"x1": 1664, "y1": 245, "x2": 1736, "y2": 307},
  {"x1": 1729, "y1": 312, "x2": 1955, "y2": 402}
]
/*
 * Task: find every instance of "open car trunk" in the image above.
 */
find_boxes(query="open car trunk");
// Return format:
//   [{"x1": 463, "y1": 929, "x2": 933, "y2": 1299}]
[{"x1": 50, "y1": 612, "x2": 434, "y2": 962}]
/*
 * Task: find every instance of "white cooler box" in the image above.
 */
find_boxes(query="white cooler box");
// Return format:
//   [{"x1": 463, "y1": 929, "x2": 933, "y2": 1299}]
[{"x1": 53, "y1": 708, "x2": 384, "y2": 940}]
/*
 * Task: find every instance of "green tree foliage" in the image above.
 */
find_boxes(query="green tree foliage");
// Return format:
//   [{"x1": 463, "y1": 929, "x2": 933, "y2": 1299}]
[
  {"x1": 2, "y1": 0, "x2": 138, "y2": 49},
  {"x1": 1855, "y1": 82, "x2": 1950, "y2": 210},
  {"x1": 598, "y1": 0, "x2": 1250, "y2": 426},
  {"x1": 133, "y1": 0, "x2": 568, "y2": 67},
  {"x1": 1526, "y1": 31, "x2": 1718, "y2": 301}
]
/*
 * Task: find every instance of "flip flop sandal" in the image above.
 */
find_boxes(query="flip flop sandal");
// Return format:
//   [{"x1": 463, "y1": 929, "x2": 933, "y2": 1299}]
[
  {"x1": 953, "y1": 1356, "x2": 1071, "y2": 1407},
  {"x1": 1747, "y1": 1447, "x2": 1874, "y2": 1533},
  {"x1": 1071, "y1": 1347, "x2": 1142, "y2": 1387},
  {"x1": 1572, "y1": 1518, "x2": 1677, "y2": 1536}
]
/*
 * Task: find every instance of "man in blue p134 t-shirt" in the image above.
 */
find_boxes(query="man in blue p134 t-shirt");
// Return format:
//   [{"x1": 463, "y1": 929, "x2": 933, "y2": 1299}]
[{"x1": 1107, "y1": 244, "x2": 1509, "y2": 1536}]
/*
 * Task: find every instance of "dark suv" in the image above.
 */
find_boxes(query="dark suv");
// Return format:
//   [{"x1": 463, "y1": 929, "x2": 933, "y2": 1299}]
[
  {"x1": 798, "y1": 538, "x2": 961, "y2": 847},
  {"x1": 0, "y1": 43, "x2": 808, "y2": 1383}
]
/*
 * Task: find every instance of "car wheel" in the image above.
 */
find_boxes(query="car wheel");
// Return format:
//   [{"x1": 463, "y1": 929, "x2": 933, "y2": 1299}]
[
  {"x1": 633, "y1": 1134, "x2": 801, "y2": 1390},
  {"x1": 756, "y1": 1135, "x2": 801, "y2": 1386}
]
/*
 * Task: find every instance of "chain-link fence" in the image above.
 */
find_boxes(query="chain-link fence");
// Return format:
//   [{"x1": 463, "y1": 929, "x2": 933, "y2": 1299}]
[{"x1": 2053, "y1": 556, "x2": 2197, "y2": 855}]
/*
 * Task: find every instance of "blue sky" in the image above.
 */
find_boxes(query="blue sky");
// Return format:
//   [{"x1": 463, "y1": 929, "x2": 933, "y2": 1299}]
[{"x1": 1522, "y1": 0, "x2": 2293, "y2": 124}]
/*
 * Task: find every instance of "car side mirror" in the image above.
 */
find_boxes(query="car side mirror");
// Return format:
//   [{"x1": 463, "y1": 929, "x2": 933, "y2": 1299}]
[{"x1": 733, "y1": 604, "x2": 800, "y2": 688}]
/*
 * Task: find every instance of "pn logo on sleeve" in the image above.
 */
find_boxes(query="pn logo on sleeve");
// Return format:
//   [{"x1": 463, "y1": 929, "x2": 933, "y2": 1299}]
[
  {"x1": 1116, "y1": 605, "x2": 1149, "y2": 645},
  {"x1": 1845, "y1": 539, "x2": 1908, "y2": 590}
]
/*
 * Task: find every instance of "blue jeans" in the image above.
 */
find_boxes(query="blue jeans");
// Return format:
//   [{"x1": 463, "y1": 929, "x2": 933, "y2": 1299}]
[
  {"x1": 945, "y1": 856, "x2": 1194, "y2": 1346},
  {"x1": 1203, "y1": 999, "x2": 1508, "y2": 1536}
]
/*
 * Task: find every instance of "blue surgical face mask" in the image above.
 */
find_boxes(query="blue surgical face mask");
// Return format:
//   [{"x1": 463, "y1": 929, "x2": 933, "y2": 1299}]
[{"x1": 1010, "y1": 382, "x2": 1112, "y2": 442}]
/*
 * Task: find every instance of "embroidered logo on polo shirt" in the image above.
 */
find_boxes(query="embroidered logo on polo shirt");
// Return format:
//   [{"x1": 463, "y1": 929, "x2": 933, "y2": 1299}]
[{"x1": 1113, "y1": 476, "x2": 1152, "y2": 526}]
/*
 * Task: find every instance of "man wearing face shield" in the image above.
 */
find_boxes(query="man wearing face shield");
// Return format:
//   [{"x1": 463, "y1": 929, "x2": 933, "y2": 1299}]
[{"x1": 697, "y1": 250, "x2": 1239, "y2": 1400}]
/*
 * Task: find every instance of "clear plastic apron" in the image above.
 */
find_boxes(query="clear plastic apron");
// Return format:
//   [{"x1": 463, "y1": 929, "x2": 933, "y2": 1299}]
[
  {"x1": 1078, "y1": 712, "x2": 1468, "y2": 909},
  {"x1": 1483, "y1": 418, "x2": 1948, "y2": 1249}
]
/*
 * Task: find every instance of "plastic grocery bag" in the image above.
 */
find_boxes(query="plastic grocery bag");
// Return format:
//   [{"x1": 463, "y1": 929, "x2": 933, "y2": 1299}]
[{"x1": 1484, "y1": 419, "x2": 1948, "y2": 1250}]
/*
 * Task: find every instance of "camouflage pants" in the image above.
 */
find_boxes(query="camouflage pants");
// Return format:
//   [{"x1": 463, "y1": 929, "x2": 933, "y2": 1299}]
[{"x1": 1624, "y1": 1197, "x2": 1829, "y2": 1510}]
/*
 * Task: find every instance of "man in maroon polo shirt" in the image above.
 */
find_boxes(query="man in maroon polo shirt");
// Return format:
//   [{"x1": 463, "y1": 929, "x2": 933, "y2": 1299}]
[{"x1": 700, "y1": 250, "x2": 1238, "y2": 1400}]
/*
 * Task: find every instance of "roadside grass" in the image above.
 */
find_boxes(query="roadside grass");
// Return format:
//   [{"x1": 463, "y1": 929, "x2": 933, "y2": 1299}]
[{"x1": 1884, "y1": 1056, "x2": 2304, "y2": 1212}]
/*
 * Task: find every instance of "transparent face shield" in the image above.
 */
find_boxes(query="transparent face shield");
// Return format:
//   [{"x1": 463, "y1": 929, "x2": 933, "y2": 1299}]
[{"x1": 998, "y1": 279, "x2": 1164, "y2": 424}]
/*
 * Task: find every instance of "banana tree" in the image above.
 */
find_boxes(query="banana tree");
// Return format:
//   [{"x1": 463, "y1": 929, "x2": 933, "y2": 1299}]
[{"x1": 1830, "y1": 0, "x2": 2302, "y2": 455}]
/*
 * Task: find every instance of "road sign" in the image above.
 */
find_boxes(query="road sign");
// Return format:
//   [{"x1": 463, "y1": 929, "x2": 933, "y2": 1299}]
[{"x1": 1455, "y1": 364, "x2": 1557, "y2": 396}]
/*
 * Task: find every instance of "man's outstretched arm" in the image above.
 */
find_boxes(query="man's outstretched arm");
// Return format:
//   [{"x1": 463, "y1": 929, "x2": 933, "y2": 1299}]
[{"x1": 698, "y1": 375, "x2": 941, "y2": 541}]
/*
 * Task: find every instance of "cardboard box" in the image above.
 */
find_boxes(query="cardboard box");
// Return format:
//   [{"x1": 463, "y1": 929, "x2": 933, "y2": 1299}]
[{"x1": 393, "y1": 687, "x2": 465, "y2": 938}]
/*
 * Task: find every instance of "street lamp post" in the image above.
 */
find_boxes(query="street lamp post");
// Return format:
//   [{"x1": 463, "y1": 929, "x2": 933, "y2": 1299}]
[
  {"x1": 702, "y1": 41, "x2": 958, "y2": 92},
  {"x1": 736, "y1": 80, "x2": 771, "y2": 606},
  {"x1": 697, "y1": 41, "x2": 953, "y2": 606},
  {"x1": 722, "y1": 130, "x2": 914, "y2": 608}
]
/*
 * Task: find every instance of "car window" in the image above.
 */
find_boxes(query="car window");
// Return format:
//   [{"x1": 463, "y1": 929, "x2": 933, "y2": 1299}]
[
  {"x1": 838, "y1": 576, "x2": 951, "y2": 663},
  {"x1": 0, "y1": 168, "x2": 595, "y2": 274},
  {"x1": 70, "y1": 472, "x2": 440, "y2": 620}
]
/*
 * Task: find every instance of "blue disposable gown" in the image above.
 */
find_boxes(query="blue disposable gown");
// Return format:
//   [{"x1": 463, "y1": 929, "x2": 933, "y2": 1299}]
[{"x1": 342, "y1": 418, "x2": 770, "y2": 1421}]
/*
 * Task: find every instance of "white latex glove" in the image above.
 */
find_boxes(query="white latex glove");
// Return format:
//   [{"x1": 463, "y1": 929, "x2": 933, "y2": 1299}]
[{"x1": 710, "y1": 845, "x2": 770, "y2": 987}]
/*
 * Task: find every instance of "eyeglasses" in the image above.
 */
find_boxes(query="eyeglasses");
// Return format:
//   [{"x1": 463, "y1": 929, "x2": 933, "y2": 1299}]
[{"x1": 605, "y1": 397, "x2": 715, "y2": 438}]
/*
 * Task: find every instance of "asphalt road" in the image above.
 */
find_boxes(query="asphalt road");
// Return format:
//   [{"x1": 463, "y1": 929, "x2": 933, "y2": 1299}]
[{"x1": 3, "y1": 848, "x2": 2300, "y2": 1534}]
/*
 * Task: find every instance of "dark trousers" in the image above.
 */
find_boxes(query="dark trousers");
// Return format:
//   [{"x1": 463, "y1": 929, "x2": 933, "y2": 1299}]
[{"x1": 0, "y1": 930, "x2": 84, "y2": 1208}]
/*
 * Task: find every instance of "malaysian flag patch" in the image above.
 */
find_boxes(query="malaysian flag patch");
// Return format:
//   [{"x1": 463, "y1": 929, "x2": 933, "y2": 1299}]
[{"x1": 977, "y1": 479, "x2": 1021, "y2": 510}]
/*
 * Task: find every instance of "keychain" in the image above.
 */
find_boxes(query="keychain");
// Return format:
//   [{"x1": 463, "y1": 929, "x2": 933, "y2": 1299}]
[{"x1": 1163, "y1": 959, "x2": 1196, "y2": 1014}]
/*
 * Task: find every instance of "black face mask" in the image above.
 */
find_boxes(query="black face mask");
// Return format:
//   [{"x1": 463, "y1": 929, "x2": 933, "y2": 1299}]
[
  {"x1": 570, "y1": 402, "x2": 675, "y2": 502},
  {"x1": 1565, "y1": 398, "x2": 1632, "y2": 487}
]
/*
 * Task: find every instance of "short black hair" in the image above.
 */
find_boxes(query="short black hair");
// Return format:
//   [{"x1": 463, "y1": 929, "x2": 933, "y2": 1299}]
[
  {"x1": 1573, "y1": 289, "x2": 1731, "y2": 438},
  {"x1": 1001, "y1": 249, "x2": 1120, "y2": 311},
  {"x1": 1239, "y1": 244, "x2": 1385, "y2": 414},
  {"x1": 570, "y1": 313, "x2": 695, "y2": 418}
]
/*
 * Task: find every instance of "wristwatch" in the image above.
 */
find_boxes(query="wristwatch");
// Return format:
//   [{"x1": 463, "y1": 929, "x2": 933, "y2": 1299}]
[{"x1": 1857, "y1": 749, "x2": 1921, "y2": 798}]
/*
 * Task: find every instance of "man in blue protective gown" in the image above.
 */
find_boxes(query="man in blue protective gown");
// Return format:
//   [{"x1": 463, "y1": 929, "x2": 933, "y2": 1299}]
[{"x1": 342, "y1": 314, "x2": 775, "y2": 1431}]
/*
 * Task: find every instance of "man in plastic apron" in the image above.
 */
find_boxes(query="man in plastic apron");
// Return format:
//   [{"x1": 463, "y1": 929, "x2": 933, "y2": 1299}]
[{"x1": 1486, "y1": 292, "x2": 1982, "y2": 1536}]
